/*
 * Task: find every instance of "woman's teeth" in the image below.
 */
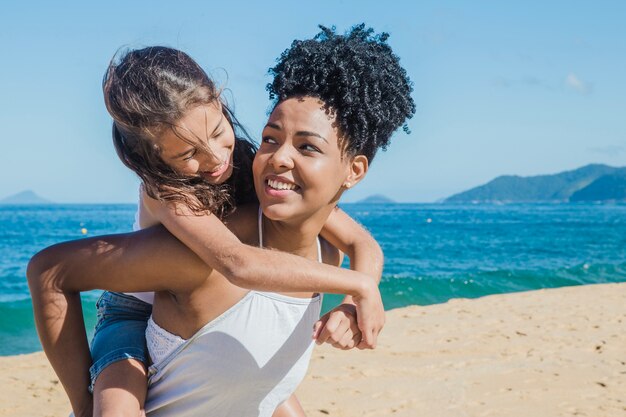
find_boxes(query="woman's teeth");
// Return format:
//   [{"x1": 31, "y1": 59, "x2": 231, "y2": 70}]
[{"x1": 267, "y1": 179, "x2": 298, "y2": 191}]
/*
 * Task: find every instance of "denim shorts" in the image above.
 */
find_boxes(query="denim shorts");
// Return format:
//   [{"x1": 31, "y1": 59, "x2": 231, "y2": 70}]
[{"x1": 89, "y1": 291, "x2": 152, "y2": 392}]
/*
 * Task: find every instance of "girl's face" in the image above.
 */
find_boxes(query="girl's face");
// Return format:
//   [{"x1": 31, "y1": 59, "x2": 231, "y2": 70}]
[
  {"x1": 158, "y1": 103, "x2": 235, "y2": 184},
  {"x1": 253, "y1": 97, "x2": 363, "y2": 223}
]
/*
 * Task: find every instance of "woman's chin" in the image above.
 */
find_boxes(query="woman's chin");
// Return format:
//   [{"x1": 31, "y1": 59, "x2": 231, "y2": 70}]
[{"x1": 260, "y1": 204, "x2": 294, "y2": 222}]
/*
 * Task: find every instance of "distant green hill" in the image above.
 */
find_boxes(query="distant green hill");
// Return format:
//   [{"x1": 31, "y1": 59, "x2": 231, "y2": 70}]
[
  {"x1": 0, "y1": 190, "x2": 53, "y2": 205},
  {"x1": 445, "y1": 164, "x2": 626, "y2": 203},
  {"x1": 356, "y1": 194, "x2": 395, "y2": 204},
  {"x1": 570, "y1": 169, "x2": 626, "y2": 202}
]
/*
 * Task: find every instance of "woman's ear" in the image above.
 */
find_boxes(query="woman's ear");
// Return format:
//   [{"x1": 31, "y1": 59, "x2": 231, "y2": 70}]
[{"x1": 343, "y1": 155, "x2": 368, "y2": 189}]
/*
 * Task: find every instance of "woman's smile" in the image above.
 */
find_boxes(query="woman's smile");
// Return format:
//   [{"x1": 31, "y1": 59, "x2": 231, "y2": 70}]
[{"x1": 263, "y1": 175, "x2": 301, "y2": 197}]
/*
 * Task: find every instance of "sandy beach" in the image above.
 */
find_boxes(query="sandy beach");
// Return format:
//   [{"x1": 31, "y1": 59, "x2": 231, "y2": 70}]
[{"x1": 2, "y1": 283, "x2": 624, "y2": 417}]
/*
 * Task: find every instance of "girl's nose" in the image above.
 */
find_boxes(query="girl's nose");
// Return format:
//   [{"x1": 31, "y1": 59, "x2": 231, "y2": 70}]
[{"x1": 198, "y1": 148, "x2": 221, "y2": 168}]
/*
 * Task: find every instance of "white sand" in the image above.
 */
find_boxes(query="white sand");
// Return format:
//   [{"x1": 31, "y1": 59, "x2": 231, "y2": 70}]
[{"x1": 2, "y1": 283, "x2": 625, "y2": 417}]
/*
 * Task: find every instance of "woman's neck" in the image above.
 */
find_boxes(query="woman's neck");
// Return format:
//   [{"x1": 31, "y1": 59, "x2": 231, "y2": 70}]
[{"x1": 261, "y1": 207, "x2": 333, "y2": 260}]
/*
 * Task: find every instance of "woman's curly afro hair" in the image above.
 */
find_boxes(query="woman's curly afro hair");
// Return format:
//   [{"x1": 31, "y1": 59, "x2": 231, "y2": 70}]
[{"x1": 267, "y1": 24, "x2": 416, "y2": 162}]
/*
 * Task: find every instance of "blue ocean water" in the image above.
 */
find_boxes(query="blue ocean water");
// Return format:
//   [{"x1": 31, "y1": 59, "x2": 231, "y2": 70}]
[{"x1": 1, "y1": 203, "x2": 625, "y2": 356}]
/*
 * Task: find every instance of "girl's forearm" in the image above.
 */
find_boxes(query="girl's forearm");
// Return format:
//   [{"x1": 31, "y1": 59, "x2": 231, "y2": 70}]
[
  {"x1": 152, "y1": 201, "x2": 378, "y2": 297},
  {"x1": 347, "y1": 238, "x2": 383, "y2": 282},
  {"x1": 319, "y1": 207, "x2": 384, "y2": 307},
  {"x1": 320, "y1": 206, "x2": 383, "y2": 282},
  {"x1": 227, "y1": 244, "x2": 375, "y2": 296},
  {"x1": 340, "y1": 237, "x2": 383, "y2": 306}
]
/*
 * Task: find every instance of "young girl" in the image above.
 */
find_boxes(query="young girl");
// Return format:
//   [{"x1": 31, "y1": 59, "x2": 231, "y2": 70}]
[
  {"x1": 28, "y1": 46, "x2": 385, "y2": 417},
  {"x1": 28, "y1": 24, "x2": 415, "y2": 416}
]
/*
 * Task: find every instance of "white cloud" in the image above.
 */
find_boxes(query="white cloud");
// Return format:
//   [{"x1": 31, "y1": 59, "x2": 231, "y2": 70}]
[{"x1": 565, "y1": 73, "x2": 592, "y2": 95}]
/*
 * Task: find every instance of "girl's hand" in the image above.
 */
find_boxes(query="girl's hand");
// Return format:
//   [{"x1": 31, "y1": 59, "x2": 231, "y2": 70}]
[
  {"x1": 350, "y1": 278, "x2": 385, "y2": 349},
  {"x1": 313, "y1": 304, "x2": 361, "y2": 349}
]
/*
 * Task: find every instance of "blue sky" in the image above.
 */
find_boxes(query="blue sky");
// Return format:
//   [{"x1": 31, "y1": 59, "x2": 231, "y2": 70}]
[{"x1": 1, "y1": 1, "x2": 624, "y2": 203}]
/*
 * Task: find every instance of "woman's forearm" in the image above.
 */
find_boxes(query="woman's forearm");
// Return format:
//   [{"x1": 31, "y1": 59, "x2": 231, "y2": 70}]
[
  {"x1": 24, "y1": 227, "x2": 210, "y2": 417},
  {"x1": 27, "y1": 258, "x2": 93, "y2": 417}
]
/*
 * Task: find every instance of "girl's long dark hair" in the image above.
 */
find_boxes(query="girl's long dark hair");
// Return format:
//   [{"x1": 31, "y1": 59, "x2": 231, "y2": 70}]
[{"x1": 105, "y1": 46, "x2": 256, "y2": 218}]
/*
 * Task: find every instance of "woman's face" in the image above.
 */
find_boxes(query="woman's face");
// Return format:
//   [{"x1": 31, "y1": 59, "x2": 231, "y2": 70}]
[
  {"x1": 253, "y1": 97, "x2": 353, "y2": 222},
  {"x1": 157, "y1": 103, "x2": 235, "y2": 184}
]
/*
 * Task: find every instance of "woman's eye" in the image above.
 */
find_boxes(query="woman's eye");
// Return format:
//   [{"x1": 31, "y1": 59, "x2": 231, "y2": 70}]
[
  {"x1": 300, "y1": 144, "x2": 320, "y2": 153},
  {"x1": 214, "y1": 129, "x2": 224, "y2": 138}
]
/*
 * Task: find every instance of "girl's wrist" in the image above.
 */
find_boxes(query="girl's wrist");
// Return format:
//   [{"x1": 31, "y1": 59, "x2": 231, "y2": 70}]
[
  {"x1": 352, "y1": 276, "x2": 375, "y2": 300},
  {"x1": 342, "y1": 294, "x2": 356, "y2": 305}
]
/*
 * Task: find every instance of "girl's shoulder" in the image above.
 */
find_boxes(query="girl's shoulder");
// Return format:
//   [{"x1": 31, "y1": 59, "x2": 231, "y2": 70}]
[
  {"x1": 136, "y1": 186, "x2": 162, "y2": 229},
  {"x1": 140, "y1": 185, "x2": 199, "y2": 220},
  {"x1": 222, "y1": 203, "x2": 260, "y2": 245}
]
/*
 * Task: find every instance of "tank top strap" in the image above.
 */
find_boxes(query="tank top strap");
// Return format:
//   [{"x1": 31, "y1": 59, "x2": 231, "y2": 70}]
[{"x1": 257, "y1": 207, "x2": 322, "y2": 263}]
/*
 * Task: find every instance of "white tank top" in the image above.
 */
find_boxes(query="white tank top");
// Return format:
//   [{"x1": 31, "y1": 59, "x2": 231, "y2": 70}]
[{"x1": 144, "y1": 208, "x2": 323, "y2": 417}]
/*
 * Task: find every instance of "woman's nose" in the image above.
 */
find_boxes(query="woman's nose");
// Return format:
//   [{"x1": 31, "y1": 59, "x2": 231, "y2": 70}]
[{"x1": 269, "y1": 144, "x2": 295, "y2": 170}]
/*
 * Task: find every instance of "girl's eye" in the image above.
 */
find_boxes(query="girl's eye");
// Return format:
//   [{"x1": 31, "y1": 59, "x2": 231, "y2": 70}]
[
  {"x1": 214, "y1": 129, "x2": 224, "y2": 138},
  {"x1": 182, "y1": 149, "x2": 197, "y2": 161},
  {"x1": 262, "y1": 136, "x2": 278, "y2": 145}
]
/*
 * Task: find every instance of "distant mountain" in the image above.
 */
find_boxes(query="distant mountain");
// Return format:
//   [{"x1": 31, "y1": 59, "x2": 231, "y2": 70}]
[
  {"x1": 356, "y1": 194, "x2": 395, "y2": 204},
  {"x1": 0, "y1": 190, "x2": 53, "y2": 205},
  {"x1": 570, "y1": 170, "x2": 626, "y2": 202},
  {"x1": 445, "y1": 164, "x2": 626, "y2": 203}
]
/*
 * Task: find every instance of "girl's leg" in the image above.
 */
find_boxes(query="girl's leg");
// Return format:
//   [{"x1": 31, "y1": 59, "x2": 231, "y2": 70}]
[
  {"x1": 89, "y1": 292, "x2": 152, "y2": 417},
  {"x1": 273, "y1": 394, "x2": 307, "y2": 417},
  {"x1": 93, "y1": 359, "x2": 148, "y2": 417}
]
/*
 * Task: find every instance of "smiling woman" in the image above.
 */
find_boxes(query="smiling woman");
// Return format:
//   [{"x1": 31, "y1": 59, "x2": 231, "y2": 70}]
[{"x1": 255, "y1": 97, "x2": 368, "y2": 223}]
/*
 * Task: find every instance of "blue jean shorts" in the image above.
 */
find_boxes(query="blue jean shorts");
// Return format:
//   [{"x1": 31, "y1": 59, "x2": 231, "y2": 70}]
[{"x1": 89, "y1": 291, "x2": 152, "y2": 392}]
